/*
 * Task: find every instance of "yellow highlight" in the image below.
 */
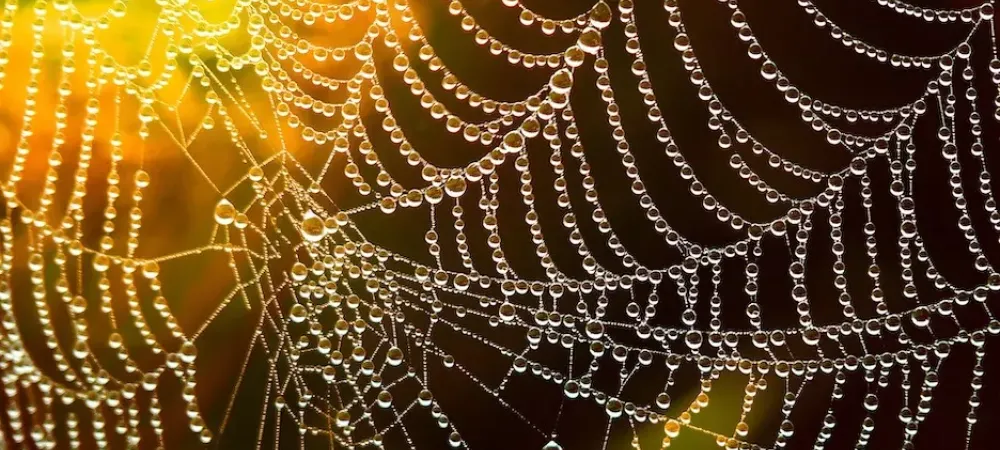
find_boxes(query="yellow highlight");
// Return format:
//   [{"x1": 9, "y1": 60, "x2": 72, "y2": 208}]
[
  {"x1": 661, "y1": 386, "x2": 713, "y2": 449},
  {"x1": 696, "y1": 392, "x2": 710, "y2": 408},
  {"x1": 664, "y1": 420, "x2": 681, "y2": 438}
]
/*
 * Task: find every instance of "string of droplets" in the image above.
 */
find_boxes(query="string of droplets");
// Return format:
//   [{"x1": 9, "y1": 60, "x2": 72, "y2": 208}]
[{"x1": 0, "y1": 0, "x2": 999, "y2": 449}]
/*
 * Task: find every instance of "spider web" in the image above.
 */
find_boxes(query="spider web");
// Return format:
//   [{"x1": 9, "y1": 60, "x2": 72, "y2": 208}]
[{"x1": 0, "y1": 0, "x2": 998, "y2": 449}]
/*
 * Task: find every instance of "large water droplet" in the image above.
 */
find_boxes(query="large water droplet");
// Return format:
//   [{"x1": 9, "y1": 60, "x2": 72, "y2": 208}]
[
  {"x1": 387, "y1": 346, "x2": 404, "y2": 366},
  {"x1": 549, "y1": 68, "x2": 573, "y2": 95},
  {"x1": 214, "y1": 199, "x2": 236, "y2": 226},
  {"x1": 289, "y1": 304, "x2": 308, "y2": 323},
  {"x1": 499, "y1": 302, "x2": 516, "y2": 322},
  {"x1": 589, "y1": 2, "x2": 612, "y2": 29},
  {"x1": 578, "y1": 28, "x2": 602, "y2": 54},
  {"x1": 300, "y1": 211, "x2": 326, "y2": 242},
  {"x1": 445, "y1": 177, "x2": 467, "y2": 197}
]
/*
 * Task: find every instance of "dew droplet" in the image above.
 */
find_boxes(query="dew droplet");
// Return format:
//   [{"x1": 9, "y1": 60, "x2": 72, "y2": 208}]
[
  {"x1": 300, "y1": 211, "x2": 326, "y2": 242},
  {"x1": 549, "y1": 69, "x2": 573, "y2": 95},
  {"x1": 387, "y1": 346, "x2": 404, "y2": 366},
  {"x1": 445, "y1": 177, "x2": 467, "y2": 197},
  {"x1": 565, "y1": 46, "x2": 586, "y2": 68},
  {"x1": 589, "y1": 2, "x2": 612, "y2": 29},
  {"x1": 499, "y1": 302, "x2": 516, "y2": 322},
  {"x1": 289, "y1": 304, "x2": 308, "y2": 323},
  {"x1": 578, "y1": 28, "x2": 602, "y2": 54},
  {"x1": 214, "y1": 199, "x2": 236, "y2": 226}
]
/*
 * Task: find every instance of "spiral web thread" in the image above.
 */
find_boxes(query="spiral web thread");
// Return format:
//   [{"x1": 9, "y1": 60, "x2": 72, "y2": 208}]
[{"x1": 0, "y1": 0, "x2": 999, "y2": 449}]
